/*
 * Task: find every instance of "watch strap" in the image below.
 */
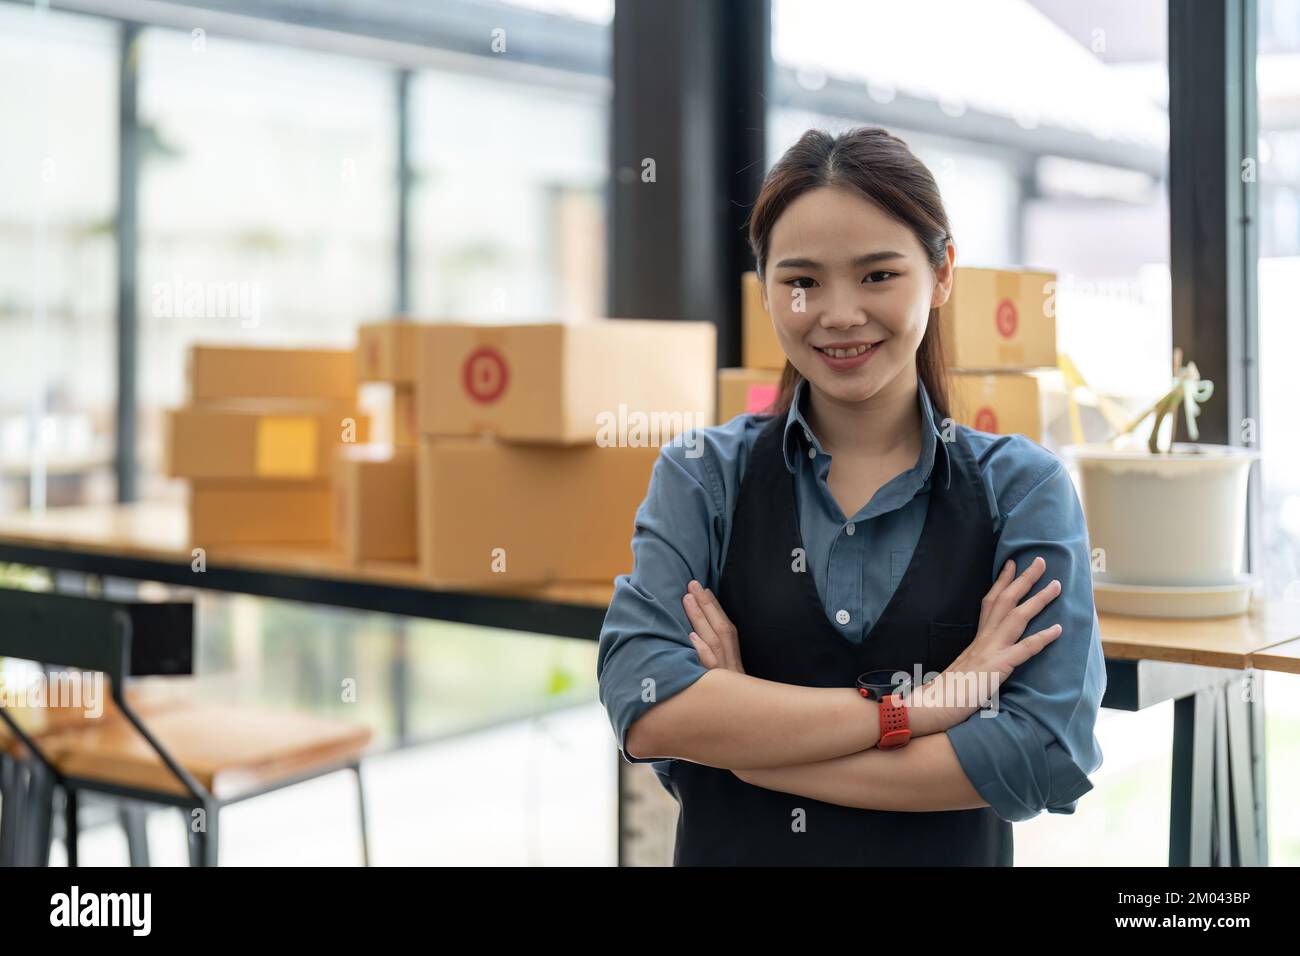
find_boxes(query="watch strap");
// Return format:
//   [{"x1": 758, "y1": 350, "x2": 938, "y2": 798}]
[{"x1": 876, "y1": 691, "x2": 911, "y2": 750}]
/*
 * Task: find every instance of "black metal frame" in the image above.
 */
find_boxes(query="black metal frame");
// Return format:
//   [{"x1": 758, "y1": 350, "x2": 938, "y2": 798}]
[
  {"x1": 0, "y1": 540, "x2": 609, "y2": 641},
  {"x1": 1104, "y1": 658, "x2": 1263, "y2": 866}
]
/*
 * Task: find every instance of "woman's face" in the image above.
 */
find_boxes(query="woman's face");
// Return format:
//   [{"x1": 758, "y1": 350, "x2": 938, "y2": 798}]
[{"x1": 763, "y1": 185, "x2": 953, "y2": 405}]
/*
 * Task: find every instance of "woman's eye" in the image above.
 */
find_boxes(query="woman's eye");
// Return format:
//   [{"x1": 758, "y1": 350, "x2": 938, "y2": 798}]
[
  {"x1": 784, "y1": 276, "x2": 817, "y2": 289},
  {"x1": 863, "y1": 271, "x2": 896, "y2": 284}
]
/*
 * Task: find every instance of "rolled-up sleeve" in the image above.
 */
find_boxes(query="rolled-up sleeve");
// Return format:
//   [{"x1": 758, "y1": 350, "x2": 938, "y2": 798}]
[
  {"x1": 596, "y1": 427, "x2": 741, "y2": 764},
  {"x1": 945, "y1": 441, "x2": 1107, "y2": 823}
]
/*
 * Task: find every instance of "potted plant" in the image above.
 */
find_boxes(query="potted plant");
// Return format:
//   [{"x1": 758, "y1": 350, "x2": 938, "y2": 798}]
[{"x1": 1064, "y1": 349, "x2": 1260, "y2": 618}]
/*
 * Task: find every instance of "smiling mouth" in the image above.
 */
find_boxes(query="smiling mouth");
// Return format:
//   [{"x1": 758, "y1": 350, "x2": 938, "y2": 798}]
[{"x1": 814, "y1": 342, "x2": 881, "y2": 358}]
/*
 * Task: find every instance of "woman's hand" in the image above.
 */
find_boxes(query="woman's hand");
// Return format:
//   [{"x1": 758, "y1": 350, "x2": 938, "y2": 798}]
[
  {"x1": 908, "y1": 556, "x2": 1063, "y2": 733},
  {"x1": 683, "y1": 580, "x2": 746, "y2": 675}
]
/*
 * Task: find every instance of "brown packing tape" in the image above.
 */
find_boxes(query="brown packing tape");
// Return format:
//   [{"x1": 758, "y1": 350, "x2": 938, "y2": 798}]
[{"x1": 254, "y1": 417, "x2": 319, "y2": 477}]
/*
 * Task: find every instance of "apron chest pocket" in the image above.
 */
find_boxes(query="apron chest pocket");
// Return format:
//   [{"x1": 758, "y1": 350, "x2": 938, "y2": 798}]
[{"x1": 927, "y1": 620, "x2": 975, "y2": 671}]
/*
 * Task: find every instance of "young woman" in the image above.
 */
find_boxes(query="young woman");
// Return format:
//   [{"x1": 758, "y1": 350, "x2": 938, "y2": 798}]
[{"x1": 596, "y1": 127, "x2": 1106, "y2": 866}]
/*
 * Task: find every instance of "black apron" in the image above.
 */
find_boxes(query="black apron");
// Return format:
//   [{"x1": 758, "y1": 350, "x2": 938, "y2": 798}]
[{"x1": 666, "y1": 413, "x2": 1013, "y2": 866}]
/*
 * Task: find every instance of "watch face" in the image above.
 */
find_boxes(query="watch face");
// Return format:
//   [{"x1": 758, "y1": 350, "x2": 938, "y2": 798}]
[{"x1": 856, "y1": 668, "x2": 912, "y2": 700}]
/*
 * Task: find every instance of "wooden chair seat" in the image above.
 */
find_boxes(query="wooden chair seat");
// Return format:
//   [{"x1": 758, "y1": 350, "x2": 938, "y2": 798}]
[
  {"x1": 1, "y1": 679, "x2": 194, "y2": 758},
  {"x1": 38, "y1": 704, "x2": 372, "y2": 801}
]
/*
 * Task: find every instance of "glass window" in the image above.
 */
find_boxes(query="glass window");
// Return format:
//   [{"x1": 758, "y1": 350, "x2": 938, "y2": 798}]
[
  {"x1": 1256, "y1": 0, "x2": 1300, "y2": 866},
  {"x1": 0, "y1": 5, "x2": 117, "y2": 512},
  {"x1": 770, "y1": 0, "x2": 1171, "y2": 399},
  {"x1": 462, "y1": 0, "x2": 613, "y2": 21},
  {"x1": 135, "y1": 29, "x2": 397, "y2": 499},
  {"x1": 408, "y1": 69, "x2": 607, "y2": 321},
  {"x1": 1257, "y1": 0, "x2": 1300, "y2": 603}
]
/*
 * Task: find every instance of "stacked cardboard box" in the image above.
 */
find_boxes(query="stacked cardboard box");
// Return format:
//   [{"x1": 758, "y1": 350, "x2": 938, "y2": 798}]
[
  {"x1": 718, "y1": 272, "x2": 783, "y2": 421},
  {"x1": 341, "y1": 321, "x2": 423, "y2": 564},
  {"x1": 412, "y1": 320, "x2": 716, "y2": 587},
  {"x1": 334, "y1": 443, "x2": 417, "y2": 564},
  {"x1": 941, "y1": 267, "x2": 1058, "y2": 443},
  {"x1": 164, "y1": 345, "x2": 370, "y2": 548},
  {"x1": 356, "y1": 321, "x2": 420, "y2": 450}
]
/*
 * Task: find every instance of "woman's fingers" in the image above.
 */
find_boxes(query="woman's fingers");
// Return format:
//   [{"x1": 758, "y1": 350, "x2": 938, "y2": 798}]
[
  {"x1": 683, "y1": 592, "x2": 726, "y2": 667},
  {"x1": 684, "y1": 581, "x2": 743, "y2": 672},
  {"x1": 704, "y1": 586, "x2": 745, "y2": 673},
  {"x1": 1008, "y1": 577, "x2": 1063, "y2": 632},
  {"x1": 985, "y1": 556, "x2": 1048, "y2": 631},
  {"x1": 979, "y1": 559, "x2": 1017, "y2": 630},
  {"x1": 1002, "y1": 623, "x2": 1063, "y2": 668},
  {"x1": 691, "y1": 583, "x2": 740, "y2": 662},
  {"x1": 998, "y1": 556, "x2": 1047, "y2": 612},
  {"x1": 688, "y1": 632, "x2": 719, "y2": 668}
]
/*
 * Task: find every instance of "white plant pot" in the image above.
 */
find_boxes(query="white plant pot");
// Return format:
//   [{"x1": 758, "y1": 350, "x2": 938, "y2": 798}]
[{"x1": 1064, "y1": 442, "x2": 1259, "y2": 588}]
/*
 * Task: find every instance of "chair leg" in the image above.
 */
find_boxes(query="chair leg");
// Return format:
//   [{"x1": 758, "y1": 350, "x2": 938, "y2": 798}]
[
  {"x1": 21, "y1": 762, "x2": 55, "y2": 867},
  {"x1": 0, "y1": 753, "x2": 18, "y2": 867},
  {"x1": 119, "y1": 804, "x2": 150, "y2": 867},
  {"x1": 64, "y1": 788, "x2": 78, "y2": 868},
  {"x1": 186, "y1": 802, "x2": 219, "y2": 867},
  {"x1": 353, "y1": 762, "x2": 370, "y2": 867}
]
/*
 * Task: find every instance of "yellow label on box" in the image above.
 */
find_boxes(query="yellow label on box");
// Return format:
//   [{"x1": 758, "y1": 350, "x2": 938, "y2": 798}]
[{"x1": 255, "y1": 417, "x2": 318, "y2": 477}]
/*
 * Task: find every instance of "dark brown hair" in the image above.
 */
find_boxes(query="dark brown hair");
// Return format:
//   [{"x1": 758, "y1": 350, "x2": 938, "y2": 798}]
[{"x1": 748, "y1": 126, "x2": 954, "y2": 423}]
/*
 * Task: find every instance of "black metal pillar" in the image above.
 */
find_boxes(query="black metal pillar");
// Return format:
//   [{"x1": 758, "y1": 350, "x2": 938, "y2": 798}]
[
  {"x1": 608, "y1": 0, "x2": 769, "y2": 369},
  {"x1": 1169, "y1": 0, "x2": 1259, "y2": 449},
  {"x1": 1168, "y1": 0, "x2": 1266, "y2": 865},
  {"x1": 114, "y1": 23, "x2": 141, "y2": 503},
  {"x1": 396, "y1": 68, "x2": 412, "y2": 316},
  {"x1": 609, "y1": 0, "x2": 768, "y2": 866}
]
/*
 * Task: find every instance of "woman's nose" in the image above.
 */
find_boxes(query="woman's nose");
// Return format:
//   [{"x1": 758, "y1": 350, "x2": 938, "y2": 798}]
[{"x1": 819, "y1": 287, "x2": 868, "y2": 328}]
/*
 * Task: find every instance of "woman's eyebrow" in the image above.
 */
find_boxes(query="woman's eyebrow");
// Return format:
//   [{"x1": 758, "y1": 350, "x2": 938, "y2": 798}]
[{"x1": 773, "y1": 251, "x2": 906, "y2": 269}]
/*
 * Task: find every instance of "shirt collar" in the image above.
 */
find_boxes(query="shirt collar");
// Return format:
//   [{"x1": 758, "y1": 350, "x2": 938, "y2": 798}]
[{"x1": 781, "y1": 375, "x2": 952, "y2": 491}]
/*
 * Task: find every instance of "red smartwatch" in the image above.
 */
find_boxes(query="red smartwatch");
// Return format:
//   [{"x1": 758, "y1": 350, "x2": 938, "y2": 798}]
[{"x1": 856, "y1": 669, "x2": 912, "y2": 751}]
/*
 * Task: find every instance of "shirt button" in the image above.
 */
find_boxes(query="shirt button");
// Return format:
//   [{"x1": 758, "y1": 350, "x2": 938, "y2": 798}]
[
  {"x1": 835, "y1": 609, "x2": 851, "y2": 626},
  {"x1": 807, "y1": 446, "x2": 816, "y2": 459},
  {"x1": 845, "y1": 523, "x2": 855, "y2": 536}
]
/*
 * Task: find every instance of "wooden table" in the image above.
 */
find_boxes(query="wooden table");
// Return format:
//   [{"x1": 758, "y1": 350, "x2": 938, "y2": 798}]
[
  {"x1": 0, "y1": 501, "x2": 615, "y2": 639},
  {"x1": 1, "y1": 502, "x2": 1296, "y2": 867},
  {"x1": 1089, "y1": 599, "x2": 1300, "y2": 866}
]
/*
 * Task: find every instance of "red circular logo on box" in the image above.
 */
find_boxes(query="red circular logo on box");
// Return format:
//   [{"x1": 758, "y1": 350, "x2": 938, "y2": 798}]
[
  {"x1": 995, "y1": 298, "x2": 1018, "y2": 339},
  {"x1": 974, "y1": 407, "x2": 999, "y2": 433},
  {"x1": 462, "y1": 346, "x2": 509, "y2": 403}
]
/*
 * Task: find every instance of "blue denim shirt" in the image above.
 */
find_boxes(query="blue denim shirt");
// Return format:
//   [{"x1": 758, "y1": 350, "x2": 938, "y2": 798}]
[{"x1": 596, "y1": 375, "x2": 1106, "y2": 823}]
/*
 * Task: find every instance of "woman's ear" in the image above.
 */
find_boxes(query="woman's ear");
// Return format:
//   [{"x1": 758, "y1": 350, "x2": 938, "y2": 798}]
[{"x1": 930, "y1": 241, "x2": 957, "y2": 310}]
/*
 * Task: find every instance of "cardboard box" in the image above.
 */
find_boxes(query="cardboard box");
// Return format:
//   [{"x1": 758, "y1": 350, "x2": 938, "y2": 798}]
[
  {"x1": 189, "y1": 479, "x2": 334, "y2": 547},
  {"x1": 188, "y1": 345, "x2": 356, "y2": 402},
  {"x1": 415, "y1": 320, "x2": 715, "y2": 443},
  {"x1": 718, "y1": 368, "x2": 782, "y2": 421},
  {"x1": 949, "y1": 371, "x2": 1045, "y2": 442},
  {"x1": 939, "y1": 267, "x2": 1057, "y2": 370},
  {"x1": 335, "y1": 446, "x2": 417, "y2": 564},
  {"x1": 163, "y1": 405, "x2": 370, "y2": 479},
  {"x1": 357, "y1": 321, "x2": 421, "y2": 384},
  {"x1": 417, "y1": 436, "x2": 659, "y2": 586},
  {"x1": 393, "y1": 385, "x2": 417, "y2": 450},
  {"x1": 742, "y1": 271, "x2": 785, "y2": 370}
]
